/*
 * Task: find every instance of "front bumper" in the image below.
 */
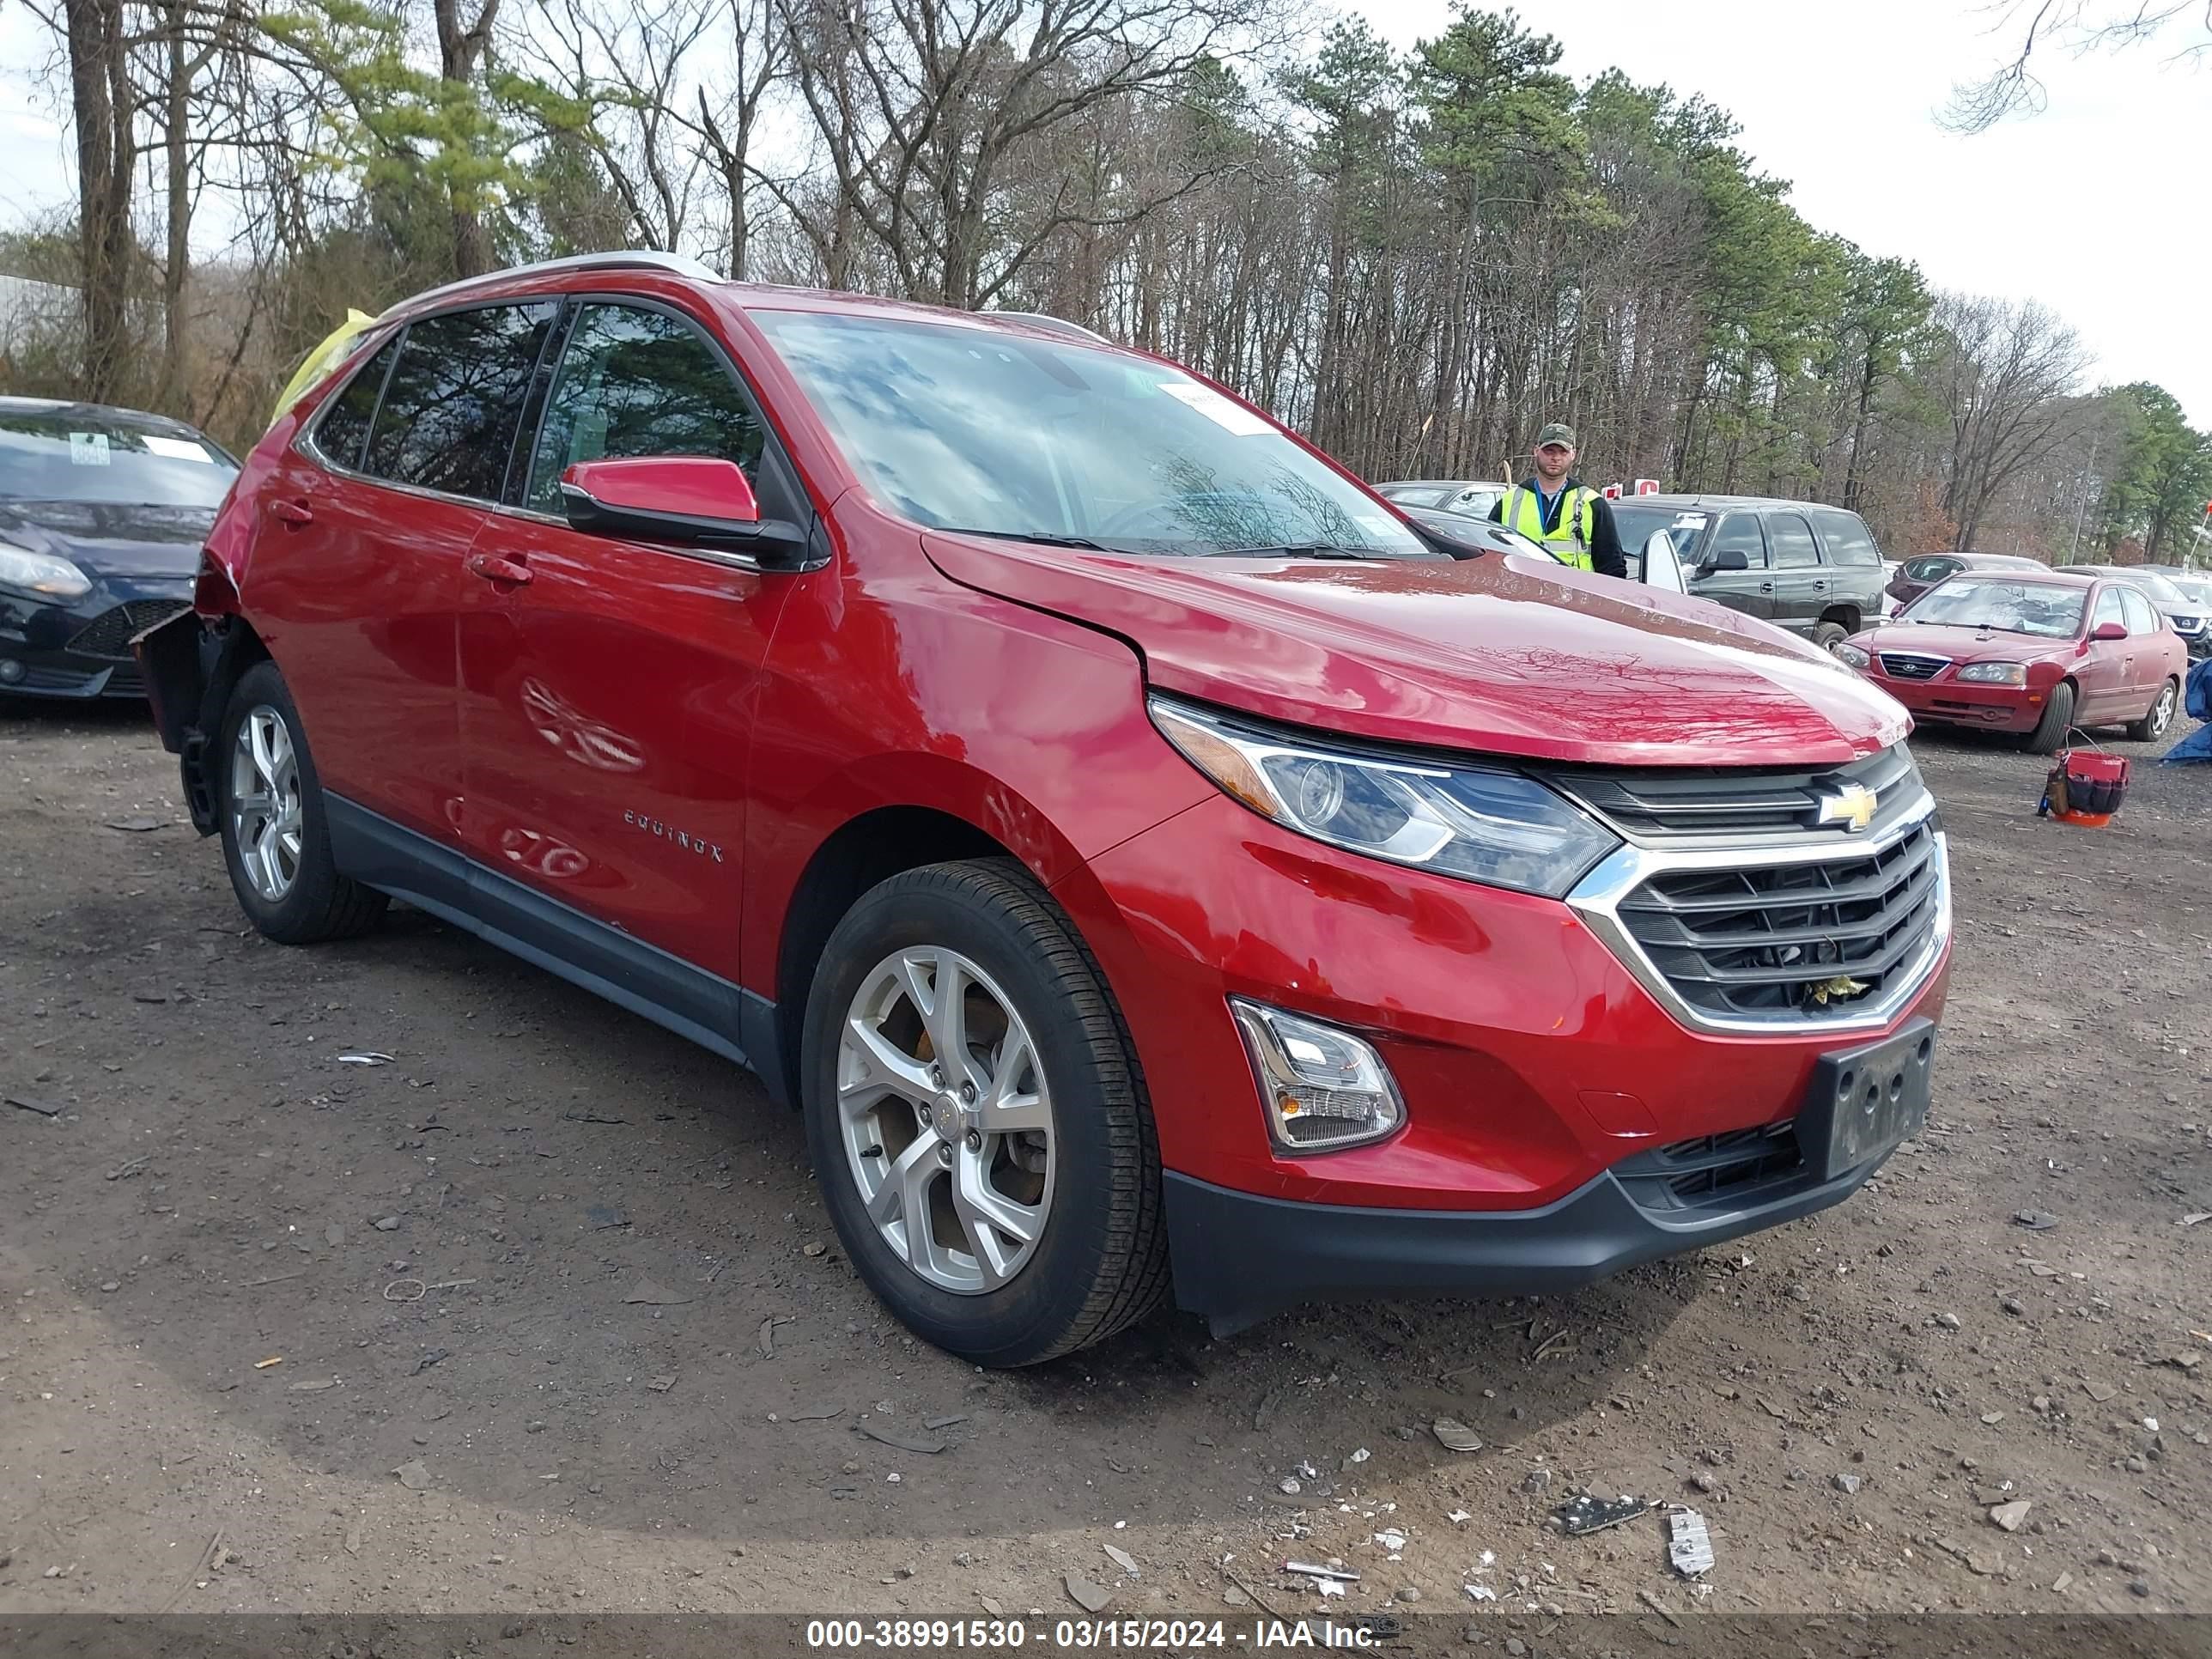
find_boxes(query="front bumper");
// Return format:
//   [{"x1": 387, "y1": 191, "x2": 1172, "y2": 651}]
[
  {"x1": 0, "y1": 584, "x2": 193, "y2": 700},
  {"x1": 1870, "y1": 673, "x2": 2042, "y2": 733},
  {"x1": 1168, "y1": 1138, "x2": 1893, "y2": 1334},
  {"x1": 1061, "y1": 782, "x2": 1950, "y2": 1326}
]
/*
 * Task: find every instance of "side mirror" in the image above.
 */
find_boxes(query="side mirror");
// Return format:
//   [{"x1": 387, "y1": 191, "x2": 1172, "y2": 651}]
[
  {"x1": 558, "y1": 457, "x2": 811, "y2": 565},
  {"x1": 1639, "y1": 529, "x2": 1687, "y2": 594},
  {"x1": 2090, "y1": 620, "x2": 2127, "y2": 641},
  {"x1": 1700, "y1": 549, "x2": 1750, "y2": 574}
]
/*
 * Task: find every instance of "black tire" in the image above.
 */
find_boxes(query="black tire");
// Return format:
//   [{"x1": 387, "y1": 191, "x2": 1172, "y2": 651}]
[
  {"x1": 800, "y1": 858, "x2": 1169, "y2": 1366},
  {"x1": 2026, "y1": 678, "x2": 2075, "y2": 756},
  {"x1": 1812, "y1": 621, "x2": 1850, "y2": 656},
  {"x1": 216, "y1": 660, "x2": 387, "y2": 945},
  {"x1": 2126, "y1": 676, "x2": 2179, "y2": 744}
]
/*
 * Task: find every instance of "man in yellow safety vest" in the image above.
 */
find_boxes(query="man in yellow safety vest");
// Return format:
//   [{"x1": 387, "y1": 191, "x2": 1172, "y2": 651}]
[{"x1": 1488, "y1": 422, "x2": 1626, "y2": 577}]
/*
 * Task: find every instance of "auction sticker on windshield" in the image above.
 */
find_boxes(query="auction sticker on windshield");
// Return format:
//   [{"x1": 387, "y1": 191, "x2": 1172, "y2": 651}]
[
  {"x1": 68, "y1": 431, "x2": 112, "y2": 465},
  {"x1": 1158, "y1": 380, "x2": 1273, "y2": 436}
]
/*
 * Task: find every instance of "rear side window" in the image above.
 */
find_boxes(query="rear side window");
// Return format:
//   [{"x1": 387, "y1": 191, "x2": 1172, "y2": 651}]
[
  {"x1": 312, "y1": 337, "x2": 398, "y2": 472},
  {"x1": 1766, "y1": 514, "x2": 1820, "y2": 568},
  {"x1": 1810, "y1": 508, "x2": 1881, "y2": 567},
  {"x1": 1708, "y1": 513, "x2": 1766, "y2": 568},
  {"x1": 526, "y1": 303, "x2": 768, "y2": 513},
  {"x1": 2120, "y1": 588, "x2": 2160, "y2": 634},
  {"x1": 362, "y1": 302, "x2": 559, "y2": 501}
]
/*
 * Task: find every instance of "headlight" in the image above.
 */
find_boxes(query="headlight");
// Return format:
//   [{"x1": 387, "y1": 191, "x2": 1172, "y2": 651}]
[
  {"x1": 0, "y1": 542, "x2": 91, "y2": 601},
  {"x1": 1955, "y1": 662, "x2": 2027, "y2": 685},
  {"x1": 1148, "y1": 696, "x2": 1620, "y2": 897},
  {"x1": 1834, "y1": 642, "x2": 1871, "y2": 670}
]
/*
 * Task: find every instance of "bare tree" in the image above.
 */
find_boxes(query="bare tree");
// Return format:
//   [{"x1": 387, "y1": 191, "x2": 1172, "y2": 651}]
[
  {"x1": 1944, "y1": 0, "x2": 2211, "y2": 131},
  {"x1": 775, "y1": 0, "x2": 1274, "y2": 308},
  {"x1": 1933, "y1": 294, "x2": 2093, "y2": 550}
]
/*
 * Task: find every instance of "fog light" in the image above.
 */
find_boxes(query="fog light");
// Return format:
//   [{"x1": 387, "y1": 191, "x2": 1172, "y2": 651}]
[
  {"x1": 1230, "y1": 999, "x2": 1404, "y2": 1154},
  {"x1": 0, "y1": 658, "x2": 23, "y2": 684}
]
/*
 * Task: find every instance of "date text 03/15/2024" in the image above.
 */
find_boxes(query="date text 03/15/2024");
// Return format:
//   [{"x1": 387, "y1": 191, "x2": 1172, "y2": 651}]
[{"x1": 803, "y1": 1618, "x2": 1386, "y2": 1650}]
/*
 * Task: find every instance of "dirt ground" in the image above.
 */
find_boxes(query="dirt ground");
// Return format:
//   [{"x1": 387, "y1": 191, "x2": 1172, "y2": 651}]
[{"x1": 3, "y1": 696, "x2": 2209, "y2": 1632}]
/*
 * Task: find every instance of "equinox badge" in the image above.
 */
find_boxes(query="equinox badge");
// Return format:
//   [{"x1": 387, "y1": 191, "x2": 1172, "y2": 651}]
[{"x1": 623, "y1": 810, "x2": 726, "y2": 862}]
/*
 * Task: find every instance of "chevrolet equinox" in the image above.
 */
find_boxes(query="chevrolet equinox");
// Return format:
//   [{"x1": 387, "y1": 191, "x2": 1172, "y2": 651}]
[{"x1": 139, "y1": 252, "x2": 1952, "y2": 1364}]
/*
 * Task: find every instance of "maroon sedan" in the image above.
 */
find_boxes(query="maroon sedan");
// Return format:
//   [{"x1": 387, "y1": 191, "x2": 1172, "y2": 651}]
[{"x1": 1842, "y1": 569, "x2": 2186, "y2": 752}]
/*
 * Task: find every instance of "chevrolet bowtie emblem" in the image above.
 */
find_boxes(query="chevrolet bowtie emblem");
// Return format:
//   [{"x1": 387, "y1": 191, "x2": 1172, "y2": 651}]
[{"x1": 1816, "y1": 782, "x2": 1878, "y2": 833}]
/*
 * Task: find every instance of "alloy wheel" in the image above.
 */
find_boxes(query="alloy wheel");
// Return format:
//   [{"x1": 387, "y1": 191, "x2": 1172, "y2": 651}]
[
  {"x1": 836, "y1": 946, "x2": 1055, "y2": 1294},
  {"x1": 2151, "y1": 681, "x2": 2176, "y2": 738},
  {"x1": 229, "y1": 704, "x2": 303, "y2": 902}
]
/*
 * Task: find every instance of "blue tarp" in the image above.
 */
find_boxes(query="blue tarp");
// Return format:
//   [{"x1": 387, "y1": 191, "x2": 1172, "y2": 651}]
[{"x1": 2163, "y1": 657, "x2": 2212, "y2": 763}]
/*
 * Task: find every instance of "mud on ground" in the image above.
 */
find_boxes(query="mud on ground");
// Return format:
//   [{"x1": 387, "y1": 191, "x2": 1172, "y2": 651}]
[{"x1": 3, "y1": 702, "x2": 2209, "y2": 1622}]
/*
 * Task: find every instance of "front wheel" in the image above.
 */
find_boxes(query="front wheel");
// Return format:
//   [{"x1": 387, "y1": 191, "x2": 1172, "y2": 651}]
[
  {"x1": 2026, "y1": 679, "x2": 2076, "y2": 756},
  {"x1": 2127, "y1": 677, "x2": 2179, "y2": 744},
  {"x1": 800, "y1": 860, "x2": 1168, "y2": 1365},
  {"x1": 1812, "y1": 621, "x2": 1850, "y2": 656}
]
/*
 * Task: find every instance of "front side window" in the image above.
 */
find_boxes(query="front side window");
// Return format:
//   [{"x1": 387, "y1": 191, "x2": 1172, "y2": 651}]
[
  {"x1": 1707, "y1": 512, "x2": 1766, "y2": 567},
  {"x1": 1810, "y1": 508, "x2": 1881, "y2": 567},
  {"x1": 0, "y1": 410, "x2": 236, "y2": 507},
  {"x1": 2091, "y1": 587, "x2": 2125, "y2": 634},
  {"x1": 1905, "y1": 556, "x2": 1958, "y2": 583},
  {"x1": 2120, "y1": 588, "x2": 2160, "y2": 634},
  {"x1": 1904, "y1": 577, "x2": 2085, "y2": 638},
  {"x1": 1766, "y1": 514, "x2": 1820, "y2": 568},
  {"x1": 526, "y1": 304, "x2": 768, "y2": 513},
  {"x1": 363, "y1": 301, "x2": 559, "y2": 501},
  {"x1": 750, "y1": 307, "x2": 1425, "y2": 560}
]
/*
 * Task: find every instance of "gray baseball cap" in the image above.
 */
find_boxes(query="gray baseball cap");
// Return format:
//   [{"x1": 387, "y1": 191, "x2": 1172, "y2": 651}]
[{"x1": 1534, "y1": 422, "x2": 1577, "y2": 450}]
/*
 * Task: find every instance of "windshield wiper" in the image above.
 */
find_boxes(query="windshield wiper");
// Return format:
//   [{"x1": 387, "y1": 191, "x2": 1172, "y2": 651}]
[
  {"x1": 944, "y1": 527, "x2": 1112, "y2": 551},
  {"x1": 1229, "y1": 543, "x2": 1376, "y2": 561}
]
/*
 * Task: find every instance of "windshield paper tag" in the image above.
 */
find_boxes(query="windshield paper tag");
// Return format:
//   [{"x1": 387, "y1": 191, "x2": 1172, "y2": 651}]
[
  {"x1": 1158, "y1": 380, "x2": 1273, "y2": 436},
  {"x1": 69, "y1": 432, "x2": 112, "y2": 466},
  {"x1": 142, "y1": 434, "x2": 211, "y2": 463}
]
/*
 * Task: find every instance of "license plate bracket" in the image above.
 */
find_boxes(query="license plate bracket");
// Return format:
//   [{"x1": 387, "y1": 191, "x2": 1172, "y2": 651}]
[{"x1": 1799, "y1": 1018, "x2": 1936, "y2": 1182}]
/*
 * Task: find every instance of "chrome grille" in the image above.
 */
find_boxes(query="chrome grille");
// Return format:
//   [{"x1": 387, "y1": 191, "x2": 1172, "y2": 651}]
[
  {"x1": 65, "y1": 599, "x2": 191, "y2": 659},
  {"x1": 1552, "y1": 744, "x2": 1923, "y2": 842},
  {"x1": 1613, "y1": 818, "x2": 1942, "y2": 1020},
  {"x1": 1878, "y1": 652, "x2": 1948, "y2": 681}
]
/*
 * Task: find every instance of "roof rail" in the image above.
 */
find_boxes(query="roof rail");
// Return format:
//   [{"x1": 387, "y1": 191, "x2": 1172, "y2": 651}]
[
  {"x1": 993, "y1": 310, "x2": 1111, "y2": 343},
  {"x1": 394, "y1": 250, "x2": 723, "y2": 315}
]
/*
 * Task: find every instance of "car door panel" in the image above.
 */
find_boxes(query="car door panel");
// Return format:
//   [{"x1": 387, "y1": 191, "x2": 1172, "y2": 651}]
[
  {"x1": 242, "y1": 333, "x2": 471, "y2": 842},
  {"x1": 456, "y1": 298, "x2": 805, "y2": 983},
  {"x1": 2073, "y1": 587, "x2": 2128, "y2": 720},
  {"x1": 1764, "y1": 512, "x2": 1823, "y2": 632},
  {"x1": 1686, "y1": 512, "x2": 1772, "y2": 620}
]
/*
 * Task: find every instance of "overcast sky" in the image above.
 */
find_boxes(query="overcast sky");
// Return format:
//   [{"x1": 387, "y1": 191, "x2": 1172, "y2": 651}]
[
  {"x1": 1360, "y1": 0, "x2": 2210, "y2": 424},
  {"x1": 0, "y1": 2, "x2": 2203, "y2": 422}
]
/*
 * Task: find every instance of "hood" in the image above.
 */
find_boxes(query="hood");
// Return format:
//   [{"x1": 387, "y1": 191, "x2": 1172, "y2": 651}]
[
  {"x1": 1860, "y1": 621, "x2": 2075, "y2": 664},
  {"x1": 923, "y1": 534, "x2": 1911, "y2": 768},
  {"x1": 0, "y1": 498, "x2": 214, "y2": 583}
]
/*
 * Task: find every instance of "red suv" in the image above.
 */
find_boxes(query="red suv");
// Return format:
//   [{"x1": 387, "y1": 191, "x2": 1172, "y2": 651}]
[{"x1": 140, "y1": 253, "x2": 1952, "y2": 1365}]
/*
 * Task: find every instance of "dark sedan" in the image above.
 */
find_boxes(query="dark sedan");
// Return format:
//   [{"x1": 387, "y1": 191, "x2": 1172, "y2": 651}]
[
  {"x1": 0, "y1": 398, "x2": 238, "y2": 699},
  {"x1": 1885, "y1": 550, "x2": 2045, "y2": 613}
]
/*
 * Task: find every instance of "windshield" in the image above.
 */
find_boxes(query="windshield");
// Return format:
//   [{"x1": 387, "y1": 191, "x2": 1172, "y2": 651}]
[
  {"x1": 1903, "y1": 577, "x2": 2086, "y2": 637},
  {"x1": 0, "y1": 410, "x2": 236, "y2": 507},
  {"x1": 1378, "y1": 483, "x2": 1455, "y2": 508},
  {"x1": 2169, "y1": 575, "x2": 2212, "y2": 606},
  {"x1": 750, "y1": 309, "x2": 1427, "y2": 560},
  {"x1": 2112, "y1": 568, "x2": 2187, "y2": 605},
  {"x1": 1612, "y1": 502, "x2": 1708, "y2": 560}
]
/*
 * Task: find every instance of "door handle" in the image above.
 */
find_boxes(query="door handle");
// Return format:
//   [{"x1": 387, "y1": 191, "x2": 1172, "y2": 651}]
[
  {"x1": 1811, "y1": 579, "x2": 1827, "y2": 590},
  {"x1": 1759, "y1": 581, "x2": 1774, "y2": 594},
  {"x1": 270, "y1": 500, "x2": 313, "y2": 527},
  {"x1": 466, "y1": 552, "x2": 533, "y2": 586}
]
